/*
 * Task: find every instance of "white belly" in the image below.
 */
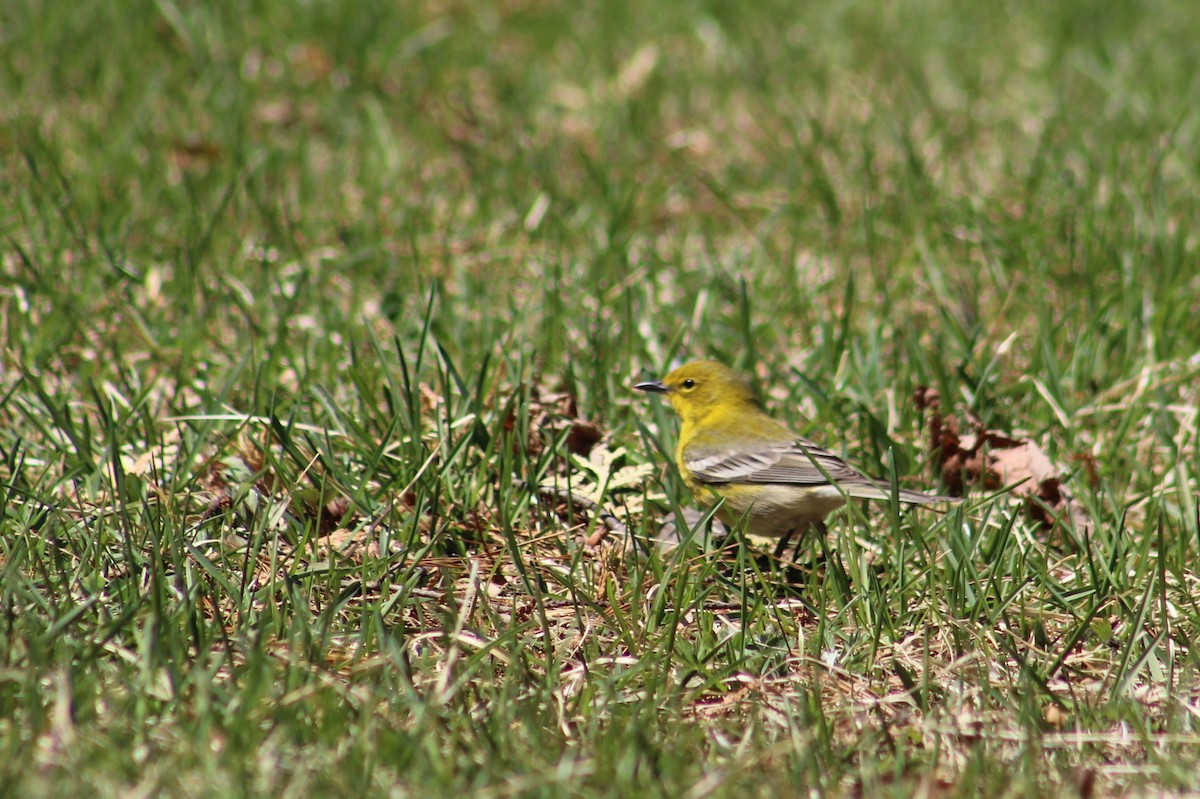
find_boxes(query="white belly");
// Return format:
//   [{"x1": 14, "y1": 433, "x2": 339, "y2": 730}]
[{"x1": 722, "y1": 484, "x2": 846, "y2": 538}]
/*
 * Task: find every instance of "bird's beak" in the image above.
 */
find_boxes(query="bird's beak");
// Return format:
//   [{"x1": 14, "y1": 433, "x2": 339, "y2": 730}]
[{"x1": 634, "y1": 379, "x2": 667, "y2": 393}]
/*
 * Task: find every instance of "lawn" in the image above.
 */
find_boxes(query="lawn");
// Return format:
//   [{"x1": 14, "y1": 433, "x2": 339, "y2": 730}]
[{"x1": 3, "y1": 0, "x2": 1200, "y2": 796}]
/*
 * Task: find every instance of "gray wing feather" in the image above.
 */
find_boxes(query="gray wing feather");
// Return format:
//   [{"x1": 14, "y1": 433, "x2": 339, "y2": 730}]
[{"x1": 686, "y1": 439, "x2": 955, "y2": 505}]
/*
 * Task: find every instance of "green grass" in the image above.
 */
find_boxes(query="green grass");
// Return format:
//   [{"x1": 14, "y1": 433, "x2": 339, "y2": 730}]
[{"x1": 3, "y1": 0, "x2": 1200, "y2": 795}]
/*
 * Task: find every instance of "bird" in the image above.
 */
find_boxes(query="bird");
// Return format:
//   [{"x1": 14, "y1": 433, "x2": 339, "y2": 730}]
[{"x1": 635, "y1": 360, "x2": 957, "y2": 551}]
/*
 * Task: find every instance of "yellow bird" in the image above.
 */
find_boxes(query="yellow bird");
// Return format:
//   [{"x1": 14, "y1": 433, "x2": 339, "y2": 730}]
[{"x1": 635, "y1": 360, "x2": 957, "y2": 543}]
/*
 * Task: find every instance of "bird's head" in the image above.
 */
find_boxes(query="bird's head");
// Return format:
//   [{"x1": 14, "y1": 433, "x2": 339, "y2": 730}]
[{"x1": 635, "y1": 360, "x2": 758, "y2": 424}]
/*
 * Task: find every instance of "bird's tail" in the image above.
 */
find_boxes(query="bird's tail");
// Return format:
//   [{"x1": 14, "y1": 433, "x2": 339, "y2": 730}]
[{"x1": 842, "y1": 481, "x2": 960, "y2": 506}]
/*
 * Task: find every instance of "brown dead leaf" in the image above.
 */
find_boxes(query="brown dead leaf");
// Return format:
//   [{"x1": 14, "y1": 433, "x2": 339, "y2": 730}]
[
  {"x1": 237, "y1": 430, "x2": 268, "y2": 475},
  {"x1": 1069, "y1": 451, "x2": 1101, "y2": 489},
  {"x1": 1071, "y1": 767, "x2": 1098, "y2": 799},
  {"x1": 254, "y1": 99, "x2": 295, "y2": 126},
  {"x1": 200, "y1": 493, "x2": 234, "y2": 522},
  {"x1": 915, "y1": 386, "x2": 1091, "y2": 531},
  {"x1": 849, "y1": 769, "x2": 956, "y2": 799},
  {"x1": 566, "y1": 420, "x2": 603, "y2": 456},
  {"x1": 1043, "y1": 702, "x2": 1067, "y2": 728},
  {"x1": 169, "y1": 137, "x2": 223, "y2": 169},
  {"x1": 289, "y1": 42, "x2": 334, "y2": 83},
  {"x1": 316, "y1": 527, "x2": 368, "y2": 557},
  {"x1": 298, "y1": 492, "x2": 353, "y2": 537},
  {"x1": 504, "y1": 383, "x2": 606, "y2": 459}
]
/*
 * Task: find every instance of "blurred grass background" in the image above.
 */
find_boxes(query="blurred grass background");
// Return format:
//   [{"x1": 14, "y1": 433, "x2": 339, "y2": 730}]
[{"x1": 3, "y1": 0, "x2": 1200, "y2": 795}]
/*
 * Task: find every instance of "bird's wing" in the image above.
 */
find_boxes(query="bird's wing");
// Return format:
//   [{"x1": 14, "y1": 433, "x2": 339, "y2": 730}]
[
  {"x1": 685, "y1": 438, "x2": 867, "y2": 487},
  {"x1": 685, "y1": 438, "x2": 955, "y2": 505}
]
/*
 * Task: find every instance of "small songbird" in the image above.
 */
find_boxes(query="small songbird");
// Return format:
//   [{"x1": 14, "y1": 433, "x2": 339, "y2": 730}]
[{"x1": 635, "y1": 360, "x2": 957, "y2": 544}]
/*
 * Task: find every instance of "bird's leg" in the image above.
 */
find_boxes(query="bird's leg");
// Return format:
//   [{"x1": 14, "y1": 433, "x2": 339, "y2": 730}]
[
  {"x1": 773, "y1": 530, "x2": 795, "y2": 562},
  {"x1": 794, "y1": 520, "x2": 827, "y2": 561},
  {"x1": 770, "y1": 520, "x2": 827, "y2": 586}
]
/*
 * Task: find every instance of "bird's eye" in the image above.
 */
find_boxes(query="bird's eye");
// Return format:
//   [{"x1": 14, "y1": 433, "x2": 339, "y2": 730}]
[{"x1": 682, "y1": 379, "x2": 695, "y2": 389}]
